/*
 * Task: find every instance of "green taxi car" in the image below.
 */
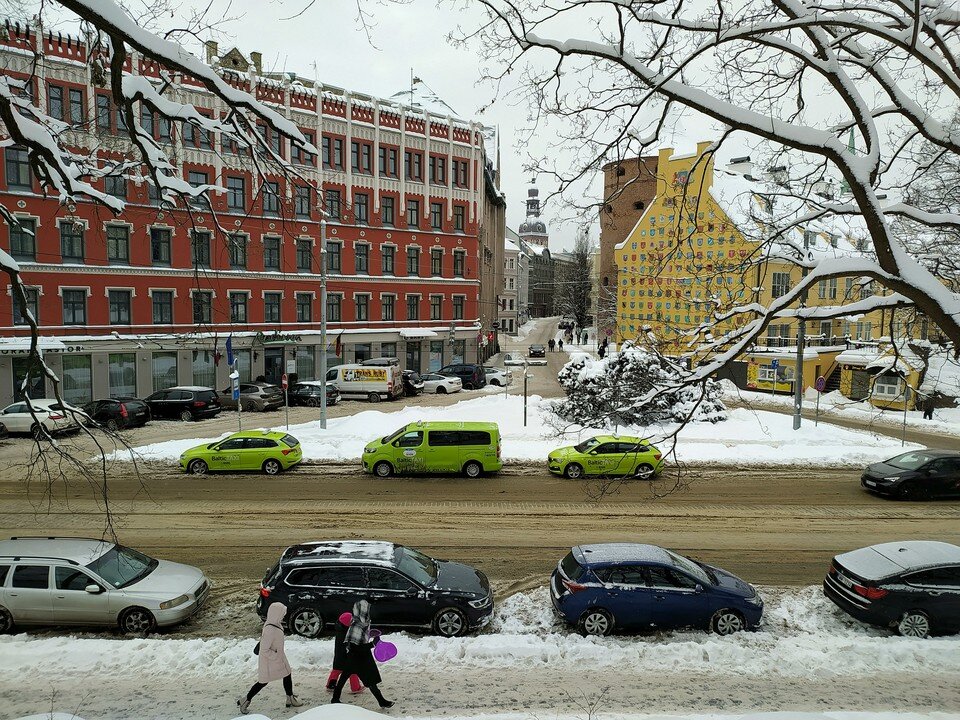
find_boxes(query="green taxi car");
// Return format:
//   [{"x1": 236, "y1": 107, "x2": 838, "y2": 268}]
[
  {"x1": 179, "y1": 430, "x2": 302, "y2": 476},
  {"x1": 548, "y1": 435, "x2": 664, "y2": 480}
]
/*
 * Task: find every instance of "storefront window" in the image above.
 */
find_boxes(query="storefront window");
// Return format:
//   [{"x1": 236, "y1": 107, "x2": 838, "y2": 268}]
[
  {"x1": 405, "y1": 343, "x2": 421, "y2": 373},
  {"x1": 152, "y1": 352, "x2": 178, "y2": 392},
  {"x1": 353, "y1": 344, "x2": 371, "y2": 363},
  {"x1": 235, "y1": 350, "x2": 252, "y2": 383},
  {"x1": 108, "y1": 353, "x2": 137, "y2": 397},
  {"x1": 295, "y1": 346, "x2": 315, "y2": 381},
  {"x1": 61, "y1": 355, "x2": 92, "y2": 405},
  {"x1": 192, "y1": 350, "x2": 216, "y2": 388},
  {"x1": 12, "y1": 356, "x2": 45, "y2": 401},
  {"x1": 452, "y1": 339, "x2": 465, "y2": 364},
  {"x1": 428, "y1": 341, "x2": 444, "y2": 372},
  {"x1": 380, "y1": 342, "x2": 397, "y2": 359}
]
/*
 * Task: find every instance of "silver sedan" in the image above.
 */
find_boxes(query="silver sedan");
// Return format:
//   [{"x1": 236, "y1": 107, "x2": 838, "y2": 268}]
[{"x1": 421, "y1": 373, "x2": 463, "y2": 394}]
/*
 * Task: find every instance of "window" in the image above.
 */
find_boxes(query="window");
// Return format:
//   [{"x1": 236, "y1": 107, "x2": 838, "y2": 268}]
[
  {"x1": 355, "y1": 243, "x2": 369, "y2": 273},
  {"x1": 873, "y1": 374, "x2": 902, "y2": 398},
  {"x1": 367, "y1": 568, "x2": 415, "y2": 591},
  {"x1": 818, "y1": 278, "x2": 837, "y2": 299},
  {"x1": 48, "y1": 84, "x2": 64, "y2": 120},
  {"x1": 382, "y1": 246, "x2": 395, "y2": 275},
  {"x1": 151, "y1": 227, "x2": 172, "y2": 266},
  {"x1": 294, "y1": 186, "x2": 312, "y2": 219},
  {"x1": 382, "y1": 196, "x2": 395, "y2": 226},
  {"x1": 59, "y1": 222, "x2": 84, "y2": 262},
  {"x1": 152, "y1": 352, "x2": 178, "y2": 392},
  {"x1": 407, "y1": 246, "x2": 420, "y2": 276},
  {"x1": 406, "y1": 295, "x2": 419, "y2": 320},
  {"x1": 230, "y1": 292, "x2": 248, "y2": 323},
  {"x1": 382, "y1": 295, "x2": 394, "y2": 321},
  {"x1": 354, "y1": 193, "x2": 369, "y2": 225},
  {"x1": 158, "y1": 116, "x2": 171, "y2": 143},
  {"x1": 108, "y1": 290, "x2": 131, "y2": 325},
  {"x1": 12, "y1": 565, "x2": 48, "y2": 589},
  {"x1": 9, "y1": 217, "x2": 36, "y2": 261},
  {"x1": 429, "y1": 156, "x2": 446, "y2": 184},
  {"x1": 431, "y1": 248, "x2": 443, "y2": 276},
  {"x1": 296, "y1": 293, "x2": 312, "y2": 322},
  {"x1": 453, "y1": 250, "x2": 465, "y2": 277},
  {"x1": 379, "y1": 147, "x2": 398, "y2": 177},
  {"x1": 333, "y1": 138, "x2": 344, "y2": 169},
  {"x1": 229, "y1": 234, "x2": 247, "y2": 270},
  {"x1": 326, "y1": 293, "x2": 341, "y2": 322},
  {"x1": 263, "y1": 236, "x2": 281, "y2": 271},
  {"x1": 96, "y1": 94, "x2": 111, "y2": 131},
  {"x1": 296, "y1": 239, "x2": 312, "y2": 273},
  {"x1": 61, "y1": 354, "x2": 92, "y2": 405},
  {"x1": 68, "y1": 88, "x2": 84, "y2": 125},
  {"x1": 355, "y1": 294, "x2": 369, "y2": 321},
  {"x1": 14, "y1": 287, "x2": 39, "y2": 326},
  {"x1": 322, "y1": 136, "x2": 331, "y2": 167},
  {"x1": 430, "y1": 295, "x2": 442, "y2": 320},
  {"x1": 404, "y1": 150, "x2": 422, "y2": 181},
  {"x1": 5, "y1": 147, "x2": 31, "y2": 190},
  {"x1": 152, "y1": 290, "x2": 173, "y2": 324},
  {"x1": 771, "y1": 272, "x2": 791, "y2": 299},
  {"x1": 193, "y1": 291, "x2": 212, "y2": 324},
  {"x1": 227, "y1": 176, "x2": 245, "y2": 212},
  {"x1": 406, "y1": 200, "x2": 420, "y2": 228},
  {"x1": 292, "y1": 131, "x2": 315, "y2": 165},
  {"x1": 430, "y1": 202, "x2": 443, "y2": 230},
  {"x1": 454, "y1": 205, "x2": 465, "y2": 232},
  {"x1": 351, "y1": 141, "x2": 372, "y2": 174},
  {"x1": 105, "y1": 174, "x2": 126, "y2": 200},
  {"x1": 263, "y1": 181, "x2": 280, "y2": 216},
  {"x1": 453, "y1": 295, "x2": 464, "y2": 320},
  {"x1": 325, "y1": 189, "x2": 341, "y2": 220},
  {"x1": 327, "y1": 242, "x2": 341, "y2": 272},
  {"x1": 454, "y1": 160, "x2": 469, "y2": 188},
  {"x1": 191, "y1": 230, "x2": 211, "y2": 268},
  {"x1": 905, "y1": 567, "x2": 960, "y2": 587},
  {"x1": 264, "y1": 292, "x2": 282, "y2": 323},
  {"x1": 62, "y1": 289, "x2": 87, "y2": 325}
]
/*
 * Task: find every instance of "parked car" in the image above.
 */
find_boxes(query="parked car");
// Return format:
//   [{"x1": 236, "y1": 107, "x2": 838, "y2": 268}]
[
  {"x1": 483, "y1": 366, "x2": 513, "y2": 387},
  {"x1": 257, "y1": 540, "x2": 493, "y2": 638},
  {"x1": 0, "y1": 536, "x2": 210, "y2": 634},
  {"x1": 288, "y1": 381, "x2": 340, "y2": 408},
  {"x1": 502, "y1": 352, "x2": 526, "y2": 367},
  {"x1": 551, "y1": 543, "x2": 763, "y2": 636},
  {"x1": 548, "y1": 435, "x2": 664, "y2": 480},
  {"x1": 81, "y1": 397, "x2": 151, "y2": 431},
  {"x1": 179, "y1": 430, "x2": 303, "y2": 476},
  {"x1": 860, "y1": 449, "x2": 960, "y2": 500},
  {"x1": 437, "y1": 363, "x2": 486, "y2": 390},
  {"x1": 362, "y1": 421, "x2": 502, "y2": 477},
  {"x1": 361, "y1": 357, "x2": 401, "y2": 367},
  {"x1": 325, "y1": 364, "x2": 404, "y2": 402},
  {"x1": 823, "y1": 541, "x2": 960, "y2": 638},
  {"x1": 528, "y1": 344, "x2": 546, "y2": 358},
  {"x1": 144, "y1": 386, "x2": 221, "y2": 422},
  {"x1": 401, "y1": 370, "x2": 425, "y2": 397},
  {"x1": 218, "y1": 382, "x2": 284, "y2": 412},
  {"x1": 0, "y1": 398, "x2": 83, "y2": 438},
  {"x1": 421, "y1": 373, "x2": 462, "y2": 394}
]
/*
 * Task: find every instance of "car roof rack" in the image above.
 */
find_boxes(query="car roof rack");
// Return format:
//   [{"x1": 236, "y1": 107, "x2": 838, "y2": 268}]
[
  {"x1": 9, "y1": 536, "x2": 110, "y2": 542},
  {"x1": 0, "y1": 555, "x2": 79, "y2": 565}
]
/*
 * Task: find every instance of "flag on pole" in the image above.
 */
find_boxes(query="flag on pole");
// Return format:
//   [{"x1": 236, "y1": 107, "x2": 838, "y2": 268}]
[
  {"x1": 334, "y1": 333, "x2": 342, "y2": 357},
  {"x1": 225, "y1": 335, "x2": 235, "y2": 367}
]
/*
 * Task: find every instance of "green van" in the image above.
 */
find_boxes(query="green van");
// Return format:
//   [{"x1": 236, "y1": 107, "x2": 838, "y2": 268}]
[{"x1": 362, "y1": 421, "x2": 502, "y2": 478}]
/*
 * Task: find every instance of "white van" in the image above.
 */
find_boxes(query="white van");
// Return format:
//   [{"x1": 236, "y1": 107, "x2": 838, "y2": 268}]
[{"x1": 325, "y1": 364, "x2": 404, "y2": 402}]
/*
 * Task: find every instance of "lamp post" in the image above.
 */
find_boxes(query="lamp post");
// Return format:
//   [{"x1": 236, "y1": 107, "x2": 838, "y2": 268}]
[
  {"x1": 523, "y1": 361, "x2": 530, "y2": 427},
  {"x1": 793, "y1": 229, "x2": 811, "y2": 430},
  {"x1": 319, "y1": 219, "x2": 328, "y2": 430}
]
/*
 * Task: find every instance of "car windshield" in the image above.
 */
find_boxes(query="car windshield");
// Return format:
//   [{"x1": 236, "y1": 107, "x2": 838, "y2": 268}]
[
  {"x1": 382, "y1": 425, "x2": 411, "y2": 444},
  {"x1": 86, "y1": 545, "x2": 158, "y2": 589},
  {"x1": 574, "y1": 438, "x2": 600, "y2": 453},
  {"x1": 885, "y1": 450, "x2": 939, "y2": 470},
  {"x1": 395, "y1": 546, "x2": 438, "y2": 586},
  {"x1": 665, "y1": 549, "x2": 712, "y2": 585},
  {"x1": 280, "y1": 434, "x2": 299, "y2": 448}
]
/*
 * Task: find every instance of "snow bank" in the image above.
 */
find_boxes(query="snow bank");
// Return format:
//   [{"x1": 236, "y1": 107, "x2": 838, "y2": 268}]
[{"x1": 121, "y1": 394, "x2": 917, "y2": 467}]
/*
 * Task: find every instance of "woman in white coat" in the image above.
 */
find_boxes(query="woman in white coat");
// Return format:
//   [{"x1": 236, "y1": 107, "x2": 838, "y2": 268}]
[{"x1": 237, "y1": 602, "x2": 303, "y2": 714}]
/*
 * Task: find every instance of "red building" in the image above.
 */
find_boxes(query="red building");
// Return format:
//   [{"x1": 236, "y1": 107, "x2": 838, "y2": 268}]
[{"x1": 0, "y1": 30, "x2": 503, "y2": 405}]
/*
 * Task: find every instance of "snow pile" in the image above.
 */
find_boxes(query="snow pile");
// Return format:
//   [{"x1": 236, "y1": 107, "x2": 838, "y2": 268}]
[{"x1": 119, "y1": 393, "x2": 917, "y2": 467}]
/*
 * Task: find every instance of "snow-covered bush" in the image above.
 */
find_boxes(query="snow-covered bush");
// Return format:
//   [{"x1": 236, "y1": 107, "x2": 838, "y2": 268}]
[{"x1": 554, "y1": 343, "x2": 728, "y2": 427}]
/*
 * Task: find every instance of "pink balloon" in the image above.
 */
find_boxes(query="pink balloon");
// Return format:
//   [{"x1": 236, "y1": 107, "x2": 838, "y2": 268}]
[
  {"x1": 373, "y1": 641, "x2": 397, "y2": 663},
  {"x1": 339, "y1": 612, "x2": 352, "y2": 627}
]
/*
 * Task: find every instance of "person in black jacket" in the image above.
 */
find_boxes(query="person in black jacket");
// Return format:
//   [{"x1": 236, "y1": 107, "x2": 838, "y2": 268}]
[
  {"x1": 326, "y1": 613, "x2": 363, "y2": 694},
  {"x1": 330, "y1": 600, "x2": 394, "y2": 708}
]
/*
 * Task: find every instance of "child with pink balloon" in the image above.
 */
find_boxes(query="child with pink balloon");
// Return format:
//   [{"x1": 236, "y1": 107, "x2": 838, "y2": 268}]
[
  {"x1": 330, "y1": 600, "x2": 396, "y2": 709},
  {"x1": 326, "y1": 611, "x2": 363, "y2": 695}
]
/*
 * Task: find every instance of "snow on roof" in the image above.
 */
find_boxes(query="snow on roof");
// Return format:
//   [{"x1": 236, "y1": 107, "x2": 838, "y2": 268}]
[
  {"x1": 282, "y1": 540, "x2": 396, "y2": 564},
  {"x1": 526, "y1": 243, "x2": 547, "y2": 256},
  {"x1": 837, "y1": 541, "x2": 960, "y2": 581},
  {"x1": 505, "y1": 236, "x2": 521, "y2": 253},
  {"x1": 576, "y1": 543, "x2": 672, "y2": 565}
]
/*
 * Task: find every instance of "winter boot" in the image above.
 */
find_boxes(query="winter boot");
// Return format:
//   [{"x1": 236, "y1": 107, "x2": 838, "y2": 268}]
[
  {"x1": 286, "y1": 695, "x2": 304, "y2": 708},
  {"x1": 236, "y1": 698, "x2": 251, "y2": 715},
  {"x1": 379, "y1": 700, "x2": 395, "y2": 709}
]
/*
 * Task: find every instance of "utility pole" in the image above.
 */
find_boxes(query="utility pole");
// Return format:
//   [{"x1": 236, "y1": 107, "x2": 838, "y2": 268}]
[
  {"x1": 319, "y1": 219, "x2": 328, "y2": 430},
  {"x1": 793, "y1": 229, "x2": 811, "y2": 430}
]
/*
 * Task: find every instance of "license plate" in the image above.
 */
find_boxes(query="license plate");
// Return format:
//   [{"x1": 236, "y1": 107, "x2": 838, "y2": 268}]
[
  {"x1": 838, "y1": 573, "x2": 853, "y2": 588},
  {"x1": 864, "y1": 480, "x2": 876, "y2": 487}
]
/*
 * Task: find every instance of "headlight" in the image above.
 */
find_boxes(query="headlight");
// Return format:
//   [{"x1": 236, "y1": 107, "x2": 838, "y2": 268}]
[
  {"x1": 468, "y1": 595, "x2": 492, "y2": 609},
  {"x1": 881, "y1": 476, "x2": 900, "y2": 482},
  {"x1": 159, "y1": 594, "x2": 190, "y2": 609},
  {"x1": 364, "y1": 446, "x2": 374, "y2": 454},
  {"x1": 746, "y1": 593, "x2": 763, "y2": 606}
]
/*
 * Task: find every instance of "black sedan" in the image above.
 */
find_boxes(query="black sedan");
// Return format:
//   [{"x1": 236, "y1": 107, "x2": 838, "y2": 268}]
[
  {"x1": 82, "y1": 397, "x2": 151, "y2": 431},
  {"x1": 528, "y1": 344, "x2": 546, "y2": 358},
  {"x1": 861, "y1": 449, "x2": 960, "y2": 499},
  {"x1": 288, "y1": 381, "x2": 340, "y2": 407},
  {"x1": 823, "y1": 541, "x2": 960, "y2": 637}
]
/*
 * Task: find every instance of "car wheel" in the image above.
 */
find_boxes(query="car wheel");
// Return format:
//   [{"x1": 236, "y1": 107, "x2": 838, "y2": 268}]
[
  {"x1": 579, "y1": 608, "x2": 613, "y2": 636},
  {"x1": 30, "y1": 423, "x2": 44, "y2": 440},
  {"x1": 373, "y1": 461, "x2": 393, "y2": 478},
  {"x1": 898, "y1": 610, "x2": 930, "y2": 638},
  {"x1": 433, "y1": 607, "x2": 467, "y2": 637},
  {"x1": 119, "y1": 606, "x2": 156, "y2": 635},
  {"x1": 437, "y1": 386, "x2": 447, "y2": 394},
  {"x1": 242, "y1": 400, "x2": 257, "y2": 412},
  {"x1": 0, "y1": 606, "x2": 13, "y2": 634},
  {"x1": 262, "y1": 459, "x2": 282, "y2": 476},
  {"x1": 898, "y1": 482, "x2": 922, "y2": 500},
  {"x1": 634, "y1": 463, "x2": 656, "y2": 480},
  {"x1": 368, "y1": 392, "x2": 382, "y2": 403},
  {"x1": 105, "y1": 418, "x2": 119, "y2": 432},
  {"x1": 188, "y1": 459, "x2": 209, "y2": 476},
  {"x1": 290, "y1": 607, "x2": 323, "y2": 638},
  {"x1": 711, "y1": 609, "x2": 745, "y2": 635},
  {"x1": 307, "y1": 398, "x2": 320, "y2": 407},
  {"x1": 463, "y1": 460, "x2": 482, "y2": 478},
  {"x1": 564, "y1": 463, "x2": 584, "y2": 479},
  {"x1": 0, "y1": 421, "x2": 7, "y2": 438},
  {"x1": 490, "y1": 379, "x2": 501, "y2": 386},
  {"x1": 179, "y1": 409, "x2": 193, "y2": 422}
]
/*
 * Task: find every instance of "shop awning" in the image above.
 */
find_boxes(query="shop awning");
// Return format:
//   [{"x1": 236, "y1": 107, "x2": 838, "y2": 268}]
[
  {"x1": 0, "y1": 336, "x2": 68, "y2": 355},
  {"x1": 399, "y1": 328, "x2": 440, "y2": 339}
]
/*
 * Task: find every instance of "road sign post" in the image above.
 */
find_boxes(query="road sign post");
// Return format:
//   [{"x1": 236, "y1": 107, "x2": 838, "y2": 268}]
[
  {"x1": 814, "y1": 375, "x2": 826, "y2": 426},
  {"x1": 902, "y1": 385, "x2": 912, "y2": 447},
  {"x1": 770, "y1": 359, "x2": 780, "y2": 400},
  {"x1": 230, "y1": 370, "x2": 241, "y2": 432},
  {"x1": 281, "y1": 373, "x2": 289, "y2": 430}
]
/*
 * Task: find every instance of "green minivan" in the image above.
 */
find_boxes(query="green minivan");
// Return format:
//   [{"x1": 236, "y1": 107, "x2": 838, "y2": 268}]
[{"x1": 362, "y1": 421, "x2": 502, "y2": 478}]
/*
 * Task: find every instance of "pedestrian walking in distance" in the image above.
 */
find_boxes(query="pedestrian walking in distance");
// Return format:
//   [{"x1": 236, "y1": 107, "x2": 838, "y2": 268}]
[
  {"x1": 237, "y1": 602, "x2": 303, "y2": 714},
  {"x1": 920, "y1": 393, "x2": 935, "y2": 421},
  {"x1": 331, "y1": 600, "x2": 394, "y2": 709},
  {"x1": 558, "y1": 338, "x2": 564, "y2": 351},
  {"x1": 548, "y1": 338, "x2": 555, "y2": 352},
  {"x1": 327, "y1": 612, "x2": 363, "y2": 695}
]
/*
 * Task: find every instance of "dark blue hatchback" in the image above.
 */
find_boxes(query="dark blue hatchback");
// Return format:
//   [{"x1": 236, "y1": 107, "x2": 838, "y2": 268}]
[{"x1": 550, "y1": 543, "x2": 763, "y2": 636}]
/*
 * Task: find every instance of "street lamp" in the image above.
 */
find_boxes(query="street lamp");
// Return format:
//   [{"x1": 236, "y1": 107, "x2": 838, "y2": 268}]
[
  {"x1": 319, "y1": 219, "x2": 328, "y2": 430},
  {"x1": 793, "y1": 229, "x2": 811, "y2": 430}
]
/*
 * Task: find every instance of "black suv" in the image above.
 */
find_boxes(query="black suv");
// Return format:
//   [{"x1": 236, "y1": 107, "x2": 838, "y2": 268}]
[
  {"x1": 81, "y1": 397, "x2": 151, "y2": 430},
  {"x1": 144, "y1": 386, "x2": 221, "y2": 421},
  {"x1": 437, "y1": 364, "x2": 486, "y2": 390},
  {"x1": 257, "y1": 540, "x2": 493, "y2": 638},
  {"x1": 288, "y1": 381, "x2": 341, "y2": 407}
]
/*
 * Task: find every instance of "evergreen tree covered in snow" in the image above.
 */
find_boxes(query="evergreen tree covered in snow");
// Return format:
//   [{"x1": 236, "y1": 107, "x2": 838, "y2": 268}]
[{"x1": 555, "y1": 344, "x2": 728, "y2": 427}]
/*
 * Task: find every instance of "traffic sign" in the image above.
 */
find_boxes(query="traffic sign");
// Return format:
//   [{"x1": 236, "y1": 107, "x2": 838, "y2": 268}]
[
  {"x1": 286, "y1": 359, "x2": 297, "y2": 374},
  {"x1": 281, "y1": 373, "x2": 288, "y2": 390},
  {"x1": 814, "y1": 375, "x2": 826, "y2": 393},
  {"x1": 770, "y1": 359, "x2": 780, "y2": 369}
]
